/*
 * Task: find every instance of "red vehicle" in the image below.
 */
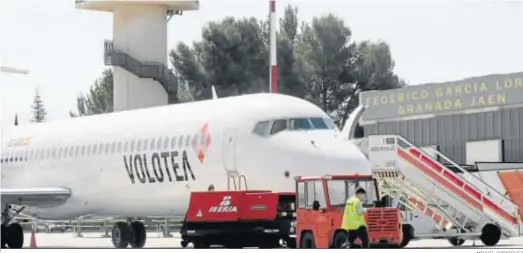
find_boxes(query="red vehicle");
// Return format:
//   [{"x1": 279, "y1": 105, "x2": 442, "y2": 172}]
[
  {"x1": 295, "y1": 174, "x2": 406, "y2": 248},
  {"x1": 180, "y1": 190, "x2": 296, "y2": 248}
]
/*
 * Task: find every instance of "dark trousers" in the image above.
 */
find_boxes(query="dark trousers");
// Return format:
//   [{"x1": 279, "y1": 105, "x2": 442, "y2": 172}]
[{"x1": 347, "y1": 226, "x2": 369, "y2": 248}]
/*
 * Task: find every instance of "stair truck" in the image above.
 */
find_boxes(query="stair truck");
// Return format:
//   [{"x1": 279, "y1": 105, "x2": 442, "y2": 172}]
[
  {"x1": 180, "y1": 190, "x2": 297, "y2": 248},
  {"x1": 295, "y1": 174, "x2": 408, "y2": 248}
]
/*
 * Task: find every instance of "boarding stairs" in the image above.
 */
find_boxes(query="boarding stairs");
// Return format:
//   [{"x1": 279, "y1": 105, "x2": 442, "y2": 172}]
[{"x1": 355, "y1": 135, "x2": 519, "y2": 242}]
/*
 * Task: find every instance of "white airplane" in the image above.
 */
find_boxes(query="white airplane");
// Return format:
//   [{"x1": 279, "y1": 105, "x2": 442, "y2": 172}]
[{"x1": 0, "y1": 92, "x2": 371, "y2": 248}]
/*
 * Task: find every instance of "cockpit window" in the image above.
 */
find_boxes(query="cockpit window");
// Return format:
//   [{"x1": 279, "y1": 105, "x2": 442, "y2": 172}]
[
  {"x1": 289, "y1": 118, "x2": 312, "y2": 130},
  {"x1": 309, "y1": 117, "x2": 328, "y2": 129},
  {"x1": 270, "y1": 119, "x2": 287, "y2": 135},
  {"x1": 264, "y1": 117, "x2": 338, "y2": 135},
  {"x1": 324, "y1": 118, "x2": 337, "y2": 129},
  {"x1": 253, "y1": 121, "x2": 270, "y2": 136}
]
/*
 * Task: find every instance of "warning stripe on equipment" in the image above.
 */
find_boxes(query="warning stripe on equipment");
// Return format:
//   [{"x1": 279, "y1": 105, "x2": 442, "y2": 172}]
[{"x1": 373, "y1": 171, "x2": 399, "y2": 178}]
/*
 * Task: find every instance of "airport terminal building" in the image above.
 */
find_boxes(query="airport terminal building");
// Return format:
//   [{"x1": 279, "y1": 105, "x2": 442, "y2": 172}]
[{"x1": 358, "y1": 72, "x2": 523, "y2": 165}]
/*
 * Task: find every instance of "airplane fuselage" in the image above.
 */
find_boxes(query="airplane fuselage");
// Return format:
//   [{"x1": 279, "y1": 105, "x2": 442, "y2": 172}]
[{"x1": 1, "y1": 93, "x2": 372, "y2": 220}]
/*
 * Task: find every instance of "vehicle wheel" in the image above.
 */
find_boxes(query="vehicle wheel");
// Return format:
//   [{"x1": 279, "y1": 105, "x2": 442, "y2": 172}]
[
  {"x1": 129, "y1": 221, "x2": 146, "y2": 248},
  {"x1": 193, "y1": 241, "x2": 210, "y2": 248},
  {"x1": 181, "y1": 240, "x2": 189, "y2": 248},
  {"x1": 480, "y1": 223, "x2": 501, "y2": 246},
  {"x1": 332, "y1": 231, "x2": 347, "y2": 248},
  {"x1": 285, "y1": 238, "x2": 296, "y2": 249},
  {"x1": 300, "y1": 232, "x2": 316, "y2": 249},
  {"x1": 6, "y1": 223, "x2": 24, "y2": 249},
  {"x1": 259, "y1": 237, "x2": 280, "y2": 248},
  {"x1": 448, "y1": 237, "x2": 465, "y2": 246},
  {"x1": 1, "y1": 224, "x2": 7, "y2": 248},
  {"x1": 401, "y1": 224, "x2": 414, "y2": 248},
  {"x1": 112, "y1": 221, "x2": 131, "y2": 248}
]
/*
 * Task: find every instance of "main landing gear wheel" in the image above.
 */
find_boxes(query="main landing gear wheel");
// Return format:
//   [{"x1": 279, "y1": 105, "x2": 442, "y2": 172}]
[
  {"x1": 1, "y1": 224, "x2": 6, "y2": 248},
  {"x1": 129, "y1": 221, "x2": 146, "y2": 248},
  {"x1": 112, "y1": 221, "x2": 131, "y2": 248},
  {"x1": 480, "y1": 223, "x2": 501, "y2": 246},
  {"x1": 5, "y1": 223, "x2": 24, "y2": 249}
]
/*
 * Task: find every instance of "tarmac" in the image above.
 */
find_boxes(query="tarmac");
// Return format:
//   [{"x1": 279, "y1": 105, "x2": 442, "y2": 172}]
[{"x1": 21, "y1": 232, "x2": 523, "y2": 248}]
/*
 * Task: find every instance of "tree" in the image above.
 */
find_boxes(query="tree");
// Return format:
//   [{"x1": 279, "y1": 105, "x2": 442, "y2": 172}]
[
  {"x1": 70, "y1": 69, "x2": 113, "y2": 117},
  {"x1": 31, "y1": 88, "x2": 47, "y2": 123},
  {"x1": 170, "y1": 17, "x2": 269, "y2": 100},
  {"x1": 276, "y1": 5, "x2": 305, "y2": 97},
  {"x1": 335, "y1": 41, "x2": 406, "y2": 127},
  {"x1": 294, "y1": 14, "x2": 359, "y2": 125}
]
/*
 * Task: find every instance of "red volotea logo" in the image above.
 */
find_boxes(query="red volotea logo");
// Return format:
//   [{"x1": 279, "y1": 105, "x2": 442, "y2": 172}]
[{"x1": 192, "y1": 122, "x2": 211, "y2": 163}]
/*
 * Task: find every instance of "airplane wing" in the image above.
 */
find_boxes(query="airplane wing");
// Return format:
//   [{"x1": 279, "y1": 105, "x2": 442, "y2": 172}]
[{"x1": 1, "y1": 187, "x2": 72, "y2": 207}]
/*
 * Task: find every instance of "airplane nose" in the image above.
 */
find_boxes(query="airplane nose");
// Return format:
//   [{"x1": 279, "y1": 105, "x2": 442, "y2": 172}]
[
  {"x1": 310, "y1": 138, "x2": 371, "y2": 175},
  {"x1": 278, "y1": 132, "x2": 371, "y2": 176}
]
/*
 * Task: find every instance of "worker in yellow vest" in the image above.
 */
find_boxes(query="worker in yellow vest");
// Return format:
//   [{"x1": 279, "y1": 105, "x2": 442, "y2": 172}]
[{"x1": 341, "y1": 187, "x2": 369, "y2": 248}]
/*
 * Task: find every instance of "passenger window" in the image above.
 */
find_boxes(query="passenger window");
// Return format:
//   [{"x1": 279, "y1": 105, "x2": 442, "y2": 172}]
[
  {"x1": 87, "y1": 145, "x2": 92, "y2": 156},
  {"x1": 46, "y1": 149, "x2": 52, "y2": 159},
  {"x1": 29, "y1": 150, "x2": 34, "y2": 160},
  {"x1": 156, "y1": 138, "x2": 162, "y2": 150},
  {"x1": 81, "y1": 146, "x2": 86, "y2": 156},
  {"x1": 143, "y1": 139, "x2": 149, "y2": 151},
  {"x1": 41, "y1": 149, "x2": 46, "y2": 159},
  {"x1": 117, "y1": 142, "x2": 122, "y2": 153},
  {"x1": 75, "y1": 146, "x2": 80, "y2": 157},
  {"x1": 111, "y1": 143, "x2": 116, "y2": 153},
  {"x1": 130, "y1": 141, "x2": 135, "y2": 152},
  {"x1": 297, "y1": 182, "x2": 306, "y2": 208},
  {"x1": 70, "y1": 146, "x2": 75, "y2": 157},
  {"x1": 150, "y1": 138, "x2": 156, "y2": 150},
  {"x1": 289, "y1": 118, "x2": 312, "y2": 130},
  {"x1": 178, "y1": 136, "x2": 184, "y2": 148},
  {"x1": 124, "y1": 142, "x2": 129, "y2": 152},
  {"x1": 191, "y1": 134, "x2": 199, "y2": 147},
  {"x1": 171, "y1": 137, "x2": 177, "y2": 149},
  {"x1": 164, "y1": 137, "x2": 169, "y2": 149},
  {"x1": 253, "y1": 121, "x2": 270, "y2": 136},
  {"x1": 270, "y1": 119, "x2": 287, "y2": 135},
  {"x1": 137, "y1": 140, "x2": 142, "y2": 152},
  {"x1": 63, "y1": 148, "x2": 68, "y2": 158},
  {"x1": 58, "y1": 147, "x2": 63, "y2": 158},
  {"x1": 185, "y1": 135, "x2": 191, "y2": 147}
]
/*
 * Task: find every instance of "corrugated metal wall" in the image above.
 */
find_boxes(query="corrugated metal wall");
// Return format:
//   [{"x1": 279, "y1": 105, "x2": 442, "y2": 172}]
[{"x1": 363, "y1": 107, "x2": 523, "y2": 164}]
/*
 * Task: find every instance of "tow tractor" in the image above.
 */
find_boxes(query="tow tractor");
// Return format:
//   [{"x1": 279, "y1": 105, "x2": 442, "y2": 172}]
[
  {"x1": 180, "y1": 188, "x2": 296, "y2": 248},
  {"x1": 295, "y1": 174, "x2": 407, "y2": 248}
]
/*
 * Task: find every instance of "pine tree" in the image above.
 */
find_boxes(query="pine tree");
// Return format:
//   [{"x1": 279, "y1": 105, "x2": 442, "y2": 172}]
[{"x1": 31, "y1": 89, "x2": 47, "y2": 123}]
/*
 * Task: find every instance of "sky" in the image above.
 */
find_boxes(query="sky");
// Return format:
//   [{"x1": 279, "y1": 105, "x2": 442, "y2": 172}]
[{"x1": 1, "y1": 0, "x2": 522, "y2": 128}]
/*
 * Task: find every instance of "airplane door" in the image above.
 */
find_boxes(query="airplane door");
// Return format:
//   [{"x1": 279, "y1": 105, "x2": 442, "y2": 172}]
[{"x1": 222, "y1": 128, "x2": 238, "y2": 173}]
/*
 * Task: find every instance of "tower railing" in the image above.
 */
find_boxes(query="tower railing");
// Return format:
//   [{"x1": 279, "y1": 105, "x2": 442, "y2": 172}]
[{"x1": 103, "y1": 40, "x2": 178, "y2": 104}]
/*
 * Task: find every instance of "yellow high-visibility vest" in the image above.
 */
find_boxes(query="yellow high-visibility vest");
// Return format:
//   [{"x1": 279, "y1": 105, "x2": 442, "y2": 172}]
[{"x1": 341, "y1": 196, "x2": 366, "y2": 230}]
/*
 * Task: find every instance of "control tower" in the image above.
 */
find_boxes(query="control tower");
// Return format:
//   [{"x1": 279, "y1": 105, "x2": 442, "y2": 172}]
[{"x1": 75, "y1": 0, "x2": 199, "y2": 111}]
